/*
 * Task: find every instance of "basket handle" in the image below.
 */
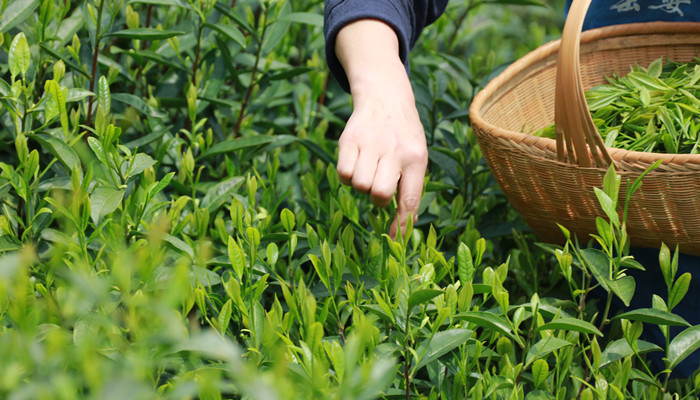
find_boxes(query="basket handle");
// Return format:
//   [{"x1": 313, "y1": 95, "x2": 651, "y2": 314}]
[{"x1": 555, "y1": 0, "x2": 613, "y2": 167}]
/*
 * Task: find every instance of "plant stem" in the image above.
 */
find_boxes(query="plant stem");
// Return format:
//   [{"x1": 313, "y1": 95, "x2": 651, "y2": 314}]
[
  {"x1": 599, "y1": 290, "x2": 614, "y2": 332},
  {"x1": 192, "y1": 21, "x2": 203, "y2": 86},
  {"x1": 86, "y1": 0, "x2": 106, "y2": 129},
  {"x1": 133, "y1": 4, "x2": 153, "y2": 94},
  {"x1": 144, "y1": 4, "x2": 153, "y2": 43},
  {"x1": 448, "y1": 0, "x2": 474, "y2": 51},
  {"x1": 234, "y1": 7, "x2": 266, "y2": 138},
  {"x1": 405, "y1": 350, "x2": 410, "y2": 400},
  {"x1": 184, "y1": 20, "x2": 205, "y2": 135},
  {"x1": 316, "y1": 75, "x2": 327, "y2": 115},
  {"x1": 16, "y1": 197, "x2": 25, "y2": 241}
]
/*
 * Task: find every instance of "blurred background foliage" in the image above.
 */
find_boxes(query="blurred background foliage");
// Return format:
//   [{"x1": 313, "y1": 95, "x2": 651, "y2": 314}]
[{"x1": 7, "y1": 0, "x2": 698, "y2": 399}]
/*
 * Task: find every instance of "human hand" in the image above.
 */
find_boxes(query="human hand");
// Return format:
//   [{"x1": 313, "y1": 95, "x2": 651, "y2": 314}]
[
  {"x1": 334, "y1": 19, "x2": 427, "y2": 238},
  {"x1": 336, "y1": 81, "x2": 427, "y2": 238}
]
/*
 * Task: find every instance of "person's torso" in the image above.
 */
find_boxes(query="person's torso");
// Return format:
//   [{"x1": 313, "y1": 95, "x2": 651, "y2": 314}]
[{"x1": 565, "y1": 0, "x2": 700, "y2": 29}]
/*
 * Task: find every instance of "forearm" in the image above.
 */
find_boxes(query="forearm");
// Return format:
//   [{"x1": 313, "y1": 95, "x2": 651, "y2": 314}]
[
  {"x1": 335, "y1": 19, "x2": 415, "y2": 107},
  {"x1": 323, "y1": 0, "x2": 449, "y2": 92}
]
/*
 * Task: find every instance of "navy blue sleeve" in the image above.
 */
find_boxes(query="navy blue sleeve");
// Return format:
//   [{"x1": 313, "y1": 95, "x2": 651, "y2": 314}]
[{"x1": 324, "y1": 0, "x2": 449, "y2": 92}]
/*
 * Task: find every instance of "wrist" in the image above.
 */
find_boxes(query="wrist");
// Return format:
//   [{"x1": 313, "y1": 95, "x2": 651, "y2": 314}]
[
  {"x1": 335, "y1": 19, "x2": 412, "y2": 100},
  {"x1": 348, "y1": 60, "x2": 413, "y2": 102}
]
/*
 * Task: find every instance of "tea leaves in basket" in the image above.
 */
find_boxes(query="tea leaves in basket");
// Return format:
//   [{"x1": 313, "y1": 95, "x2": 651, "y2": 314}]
[{"x1": 536, "y1": 57, "x2": 700, "y2": 154}]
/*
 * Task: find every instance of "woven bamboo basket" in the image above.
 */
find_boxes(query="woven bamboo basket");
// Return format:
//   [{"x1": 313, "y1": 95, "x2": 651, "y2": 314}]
[{"x1": 469, "y1": 0, "x2": 700, "y2": 255}]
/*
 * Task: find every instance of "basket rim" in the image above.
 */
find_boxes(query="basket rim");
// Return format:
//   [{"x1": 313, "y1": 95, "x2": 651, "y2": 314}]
[{"x1": 468, "y1": 21, "x2": 700, "y2": 169}]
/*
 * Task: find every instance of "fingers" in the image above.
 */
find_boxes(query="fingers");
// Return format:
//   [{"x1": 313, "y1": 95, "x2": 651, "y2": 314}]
[
  {"x1": 369, "y1": 156, "x2": 400, "y2": 207},
  {"x1": 390, "y1": 161, "x2": 426, "y2": 238},
  {"x1": 338, "y1": 138, "x2": 400, "y2": 207},
  {"x1": 351, "y1": 149, "x2": 378, "y2": 194},
  {"x1": 337, "y1": 140, "x2": 358, "y2": 186}
]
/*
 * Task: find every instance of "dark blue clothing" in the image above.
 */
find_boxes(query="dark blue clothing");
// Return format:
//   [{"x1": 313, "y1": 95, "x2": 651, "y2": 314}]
[
  {"x1": 323, "y1": 0, "x2": 448, "y2": 92},
  {"x1": 602, "y1": 247, "x2": 700, "y2": 377},
  {"x1": 569, "y1": 0, "x2": 700, "y2": 30}
]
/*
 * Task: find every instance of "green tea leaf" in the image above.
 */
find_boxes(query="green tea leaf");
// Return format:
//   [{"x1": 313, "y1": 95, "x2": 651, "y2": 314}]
[
  {"x1": 116, "y1": 48, "x2": 187, "y2": 71},
  {"x1": 580, "y1": 248, "x2": 611, "y2": 290},
  {"x1": 148, "y1": 172, "x2": 174, "y2": 200},
  {"x1": 647, "y1": 57, "x2": 663, "y2": 78},
  {"x1": 595, "y1": 217, "x2": 613, "y2": 249},
  {"x1": 44, "y1": 81, "x2": 70, "y2": 136},
  {"x1": 280, "y1": 208, "x2": 295, "y2": 233},
  {"x1": 105, "y1": 28, "x2": 184, "y2": 40},
  {"x1": 457, "y1": 242, "x2": 474, "y2": 284},
  {"x1": 266, "y1": 243, "x2": 279, "y2": 266},
  {"x1": 625, "y1": 72, "x2": 672, "y2": 91},
  {"x1": 602, "y1": 164, "x2": 620, "y2": 205},
  {"x1": 44, "y1": 89, "x2": 59, "y2": 122},
  {"x1": 408, "y1": 289, "x2": 443, "y2": 310},
  {"x1": 125, "y1": 153, "x2": 156, "y2": 178},
  {"x1": 413, "y1": 328, "x2": 472, "y2": 371},
  {"x1": 599, "y1": 339, "x2": 662, "y2": 368},
  {"x1": 593, "y1": 187, "x2": 619, "y2": 228},
  {"x1": 123, "y1": 125, "x2": 169, "y2": 150},
  {"x1": 613, "y1": 308, "x2": 689, "y2": 326},
  {"x1": 326, "y1": 341, "x2": 345, "y2": 381},
  {"x1": 537, "y1": 317, "x2": 603, "y2": 336},
  {"x1": 669, "y1": 272, "x2": 691, "y2": 310},
  {"x1": 204, "y1": 22, "x2": 246, "y2": 48},
  {"x1": 262, "y1": 17, "x2": 290, "y2": 54},
  {"x1": 97, "y1": 76, "x2": 110, "y2": 115},
  {"x1": 639, "y1": 87, "x2": 650, "y2": 108},
  {"x1": 277, "y1": 12, "x2": 323, "y2": 27},
  {"x1": 525, "y1": 390, "x2": 556, "y2": 400},
  {"x1": 30, "y1": 134, "x2": 80, "y2": 171},
  {"x1": 525, "y1": 337, "x2": 572, "y2": 366},
  {"x1": 454, "y1": 311, "x2": 520, "y2": 345},
  {"x1": 0, "y1": 236, "x2": 21, "y2": 253},
  {"x1": 163, "y1": 234, "x2": 194, "y2": 259},
  {"x1": 112, "y1": 93, "x2": 167, "y2": 118},
  {"x1": 191, "y1": 266, "x2": 221, "y2": 287},
  {"x1": 66, "y1": 88, "x2": 94, "y2": 103},
  {"x1": 128, "y1": 0, "x2": 188, "y2": 6},
  {"x1": 228, "y1": 237, "x2": 246, "y2": 281},
  {"x1": 475, "y1": 238, "x2": 486, "y2": 266},
  {"x1": 0, "y1": 0, "x2": 38, "y2": 33},
  {"x1": 532, "y1": 359, "x2": 549, "y2": 389},
  {"x1": 309, "y1": 254, "x2": 330, "y2": 293},
  {"x1": 199, "y1": 136, "x2": 275, "y2": 160},
  {"x1": 668, "y1": 325, "x2": 700, "y2": 370},
  {"x1": 174, "y1": 331, "x2": 241, "y2": 362},
  {"x1": 608, "y1": 275, "x2": 635, "y2": 308},
  {"x1": 9, "y1": 33, "x2": 30, "y2": 80},
  {"x1": 90, "y1": 187, "x2": 125, "y2": 225},
  {"x1": 39, "y1": 43, "x2": 89, "y2": 78},
  {"x1": 259, "y1": 67, "x2": 315, "y2": 84},
  {"x1": 218, "y1": 299, "x2": 232, "y2": 335},
  {"x1": 200, "y1": 177, "x2": 244, "y2": 212}
]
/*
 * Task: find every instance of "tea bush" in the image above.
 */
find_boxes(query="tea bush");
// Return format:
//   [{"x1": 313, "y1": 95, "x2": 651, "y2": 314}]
[{"x1": 1, "y1": 0, "x2": 700, "y2": 399}]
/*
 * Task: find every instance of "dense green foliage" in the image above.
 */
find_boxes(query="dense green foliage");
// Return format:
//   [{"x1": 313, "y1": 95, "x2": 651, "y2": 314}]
[{"x1": 2, "y1": 0, "x2": 700, "y2": 399}]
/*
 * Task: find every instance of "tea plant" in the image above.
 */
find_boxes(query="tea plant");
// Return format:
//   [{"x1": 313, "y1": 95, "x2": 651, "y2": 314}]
[{"x1": 2, "y1": 0, "x2": 700, "y2": 399}]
